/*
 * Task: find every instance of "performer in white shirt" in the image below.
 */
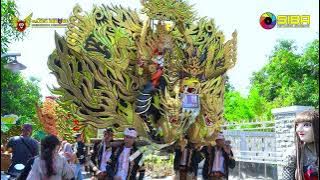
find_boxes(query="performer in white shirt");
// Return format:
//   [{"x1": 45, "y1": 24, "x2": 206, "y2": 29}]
[
  {"x1": 106, "y1": 128, "x2": 145, "y2": 180},
  {"x1": 173, "y1": 136, "x2": 202, "y2": 180},
  {"x1": 89, "y1": 128, "x2": 115, "y2": 180}
]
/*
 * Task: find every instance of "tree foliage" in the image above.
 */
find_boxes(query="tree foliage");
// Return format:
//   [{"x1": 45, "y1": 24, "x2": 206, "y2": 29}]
[
  {"x1": 1, "y1": 65, "x2": 42, "y2": 121},
  {"x1": 251, "y1": 39, "x2": 319, "y2": 108},
  {"x1": 224, "y1": 39, "x2": 319, "y2": 122},
  {"x1": 1, "y1": 0, "x2": 24, "y2": 54},
  {"x1": 224, "y1": 87, "x2": 272, "y2": 122},
  {"x1": 1, "y1": 0, "x2": 42, "y2": 141}
]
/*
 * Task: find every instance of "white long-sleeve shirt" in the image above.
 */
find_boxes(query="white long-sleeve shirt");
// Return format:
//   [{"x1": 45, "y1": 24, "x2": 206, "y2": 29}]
[
  {"x1": 115, "y1": 147, "x2": 132, "y2": 180},
  {"x1": 211, "y1": 147, "x2": 225, "y2": 173},
  {"x1": 99, "y1": 143, "x2": 112, "y2": 171}
]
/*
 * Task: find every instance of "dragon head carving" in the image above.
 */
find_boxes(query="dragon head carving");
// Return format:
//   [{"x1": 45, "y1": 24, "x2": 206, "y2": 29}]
[{"x1": 47, "y1": 0, "x2": 237, "y2": 149}]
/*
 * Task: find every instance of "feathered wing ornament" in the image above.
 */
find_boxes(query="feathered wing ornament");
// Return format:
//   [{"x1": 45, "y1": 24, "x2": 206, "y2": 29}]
[
  {"x1": 24, "y1": 13, "x2": 33, "y2": 27},
  {"x1": 48, "y1": 5, "x2": 149, "y2": 138},
  {"x1": 11, "y1": 13, "x2": 32, "y2": 31},
  {"x1": 48, "y1": 1, "x2": 237, "y2": 148},
  {"x1": 11, "y1": 16, "x2": 19, "y2": 28}
]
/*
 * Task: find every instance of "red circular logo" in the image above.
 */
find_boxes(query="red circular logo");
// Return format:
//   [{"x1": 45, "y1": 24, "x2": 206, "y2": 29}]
[{"x1": 16, "y1": 20, "x2": 27, "y2": 32}]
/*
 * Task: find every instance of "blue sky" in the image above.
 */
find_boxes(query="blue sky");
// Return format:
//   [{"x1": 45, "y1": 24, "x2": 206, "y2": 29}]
[{"x1": 8, "y1": 0, "x2": 319, "y2": 98}]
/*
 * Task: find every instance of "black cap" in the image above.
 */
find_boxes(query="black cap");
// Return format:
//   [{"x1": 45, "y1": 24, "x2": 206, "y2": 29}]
[
  {"x1": 104, "y1": 128, "x2": 114, "y2": 133},
  {"x1": 22, "y1": 124, "x2": 33, "y2": 131},
  {"x1": 73, "y1": 133, "x2": 81, "y2": 138}
]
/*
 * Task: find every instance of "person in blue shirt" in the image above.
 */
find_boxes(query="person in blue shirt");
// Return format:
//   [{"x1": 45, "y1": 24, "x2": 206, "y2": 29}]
[{"x1": 6, "y1": 124, "x2": 39, "y2": 175}]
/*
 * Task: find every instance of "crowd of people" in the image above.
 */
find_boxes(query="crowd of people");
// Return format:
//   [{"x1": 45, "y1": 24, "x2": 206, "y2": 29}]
[
  {"x1": 3, "y1": 124, "x2": 88, "y2": 180},
  {"x1": 1, "y1": 109, "x2": 318, "y2": 180},
  {"x1": 173, "y1": 132, "x2": 235, "y2": 180},
  {"x1": 2, "y1": 123, "x2": 235, "y2": 180},
  {"x1": 2, "y1": 125, "x2": 145, "y2": 180}
]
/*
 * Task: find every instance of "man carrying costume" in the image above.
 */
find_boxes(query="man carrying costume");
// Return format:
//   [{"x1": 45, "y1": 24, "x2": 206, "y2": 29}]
[
  {"x1": 283, "y1": 110, "x2": 319, "y2": 180},
  {"x1": 106, "y1": 128, "x2": 145, "y2": 180},
  {"x1": 201, "y1": 132, "x2": 236, "y2": 180},
  {"x1": 89, "y1": 128, "x2": 116, "y2": 180},
  {"x1": 73, "y1": 133, "x2": 87, "y2": 171},
  {"x1": 173, "y1": 136, "x2": 202, "y2": 180}
]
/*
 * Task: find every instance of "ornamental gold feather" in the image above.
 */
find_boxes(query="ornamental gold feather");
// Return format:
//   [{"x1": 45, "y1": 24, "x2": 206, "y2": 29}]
[{"x1": 48, "y1": 0, "x2": 237, "y2": 148}]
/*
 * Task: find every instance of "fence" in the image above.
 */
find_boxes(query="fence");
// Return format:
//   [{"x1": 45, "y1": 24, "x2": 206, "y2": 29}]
[
  {"x1": 222, "y1": 120, "x2": 277, "y2": 162},
  {"x1": 222, "y1": 121, "x2": 278, "y2": 179},
  {"x1": 221, "y1": 106, "x2": 315, "y2": 180}
]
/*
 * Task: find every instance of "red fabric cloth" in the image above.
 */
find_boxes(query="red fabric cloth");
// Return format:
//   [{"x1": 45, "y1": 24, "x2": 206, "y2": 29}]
[
  {"x1": 151, "y1": 69, "x2": 163, "y2": 87},
  {"x1": 304, "y1": 171, "x2": 318, "y2": 180}
]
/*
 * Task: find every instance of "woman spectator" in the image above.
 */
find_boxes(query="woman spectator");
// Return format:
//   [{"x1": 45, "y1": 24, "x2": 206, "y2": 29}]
[
  {"x1": 27, "y1": 135, "x2": 75, "y2": 180},
  {"x1": 62, "y1": 143, "x2": 83, "y2": 180},
  {"x1": 59, "y1": 140, "x2": 68, "y2": 153}
]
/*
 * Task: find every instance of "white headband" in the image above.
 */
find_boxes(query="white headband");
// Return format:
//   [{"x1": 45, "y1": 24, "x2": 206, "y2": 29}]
[{"x1": 124, "y1": 128, "x2": 137, "y2": 138}]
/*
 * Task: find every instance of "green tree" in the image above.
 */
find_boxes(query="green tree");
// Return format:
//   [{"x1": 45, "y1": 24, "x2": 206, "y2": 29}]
[
  {"x1": 246, "y1": 87, "x2": 272, "y2": 120},
  {"x1": 251, "y1": 39, "x2": 319, "y2": 108},
  {"x1": 224, "y1": 90, "x2": 255, "y2": 121},
  {"x1": 1, "y1": 0, "x2": 43, "y2": 142},
  {"x1": 1, "y1": 66, "x2": 42, "y2": 121},
  {"x1": 224, "y1": 39, "x2": 318, "y2": 123},
  {"x1": 224, "y1": 87, "x2": 271, "y2": 122},
  {"x1": 1, "y1": 0, "x2": 24, "y2": 54}
]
